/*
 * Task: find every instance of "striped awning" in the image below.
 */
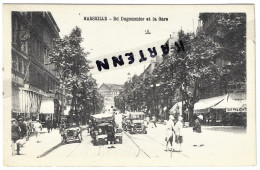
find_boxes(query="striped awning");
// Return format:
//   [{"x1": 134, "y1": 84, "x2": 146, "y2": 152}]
[{"x1": 19, "y1": 88, "x2": 42, "y2": 114}]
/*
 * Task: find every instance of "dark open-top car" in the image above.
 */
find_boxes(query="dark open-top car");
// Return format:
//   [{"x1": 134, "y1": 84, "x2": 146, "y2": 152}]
[
  {"x1": 90, "y1": 113, "x2": 123, "y2": 146},
  {"x1": 61, "y1": 123, "x2": 82, "y2": 144},
  {"x1": 123, "y1": 112, "x2": 147, "y2": 134}
]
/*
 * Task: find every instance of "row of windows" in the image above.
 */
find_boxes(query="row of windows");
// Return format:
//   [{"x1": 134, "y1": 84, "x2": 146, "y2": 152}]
[
  {"x1": 31, "y1": 35, "x2": 50, "y2": 65},
  {"x1": 12, "y1": 16, "x2": 51, "y2": 66},
  {"x1": 29, "y1": 66, "x2": 57, "y2": 92},
  {"x1": 101, "y1": 91, "x2": 119, "y2": 95},
  {"x1": 12, "y1": 15, "x2": 29, "y2": 55}
]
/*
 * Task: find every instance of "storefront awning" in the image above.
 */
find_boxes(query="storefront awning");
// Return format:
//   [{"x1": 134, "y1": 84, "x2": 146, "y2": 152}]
[
  {"x1": 12, "y1": 85, "x2": 20, "y2": 113},
  {"x1": 19, "y1": 88, "x2": 42, "y2": 114},
  {"x1": 226, "y1": 100, "x2": 247, "y2": 112},
  {"x1": 213, "y1": 92, "x2": 247, "y2": 112},
  {"x1": 170, "y1": 101, "x2": 183, "y2": 114},
  {"x1": 40, "y1": 97, "x2": 54, "y2": 114},
  {"x1": 194, "y1": 94, "x2": 226, "y2": 114}
]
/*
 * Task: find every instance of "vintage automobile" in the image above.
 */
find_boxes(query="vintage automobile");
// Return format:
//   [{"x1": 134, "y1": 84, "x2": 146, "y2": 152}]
[
  {"x1": 126, "y1": 112, "x2": 147, "y2": 134},
  {"x1": 61, "y1": 122, "x2": 82, "y2": 144},
  {"x1": 90, "y1": 113, "x2": 123, "y2": 146}
]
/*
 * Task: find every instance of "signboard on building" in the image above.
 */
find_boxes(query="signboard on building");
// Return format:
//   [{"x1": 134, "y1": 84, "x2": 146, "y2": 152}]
[{"x1": 226, "y1": 107, "x2": 247, "y2": 113}]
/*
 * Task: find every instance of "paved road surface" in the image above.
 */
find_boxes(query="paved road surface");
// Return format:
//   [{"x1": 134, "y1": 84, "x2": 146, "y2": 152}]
[{"x1": 42, "y1": 124, "x2": 250, "y2": 166}]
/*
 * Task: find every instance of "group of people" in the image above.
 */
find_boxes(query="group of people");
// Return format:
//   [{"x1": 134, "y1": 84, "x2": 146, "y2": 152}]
[
  {"x1": 165, "y1": 114, "x2": 204, "y2": 152},
  {"x1": 143, "y1": 115, "x2": 157, "y2": 128},
  {"x1": 11, "y1": 117, "x2": 43, "y2": 156},
  {"x1": 165, "y1": 115, "x2": 183, "y2": 152}
]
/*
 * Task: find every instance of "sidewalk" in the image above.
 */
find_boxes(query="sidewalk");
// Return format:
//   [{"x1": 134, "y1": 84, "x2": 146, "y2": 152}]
[
  {"x1": 17, "y1": 128, "x2": 61, "y2": 158},
  {"x1": 147, "y1": 123, "x2": 248, "y2": 162}
]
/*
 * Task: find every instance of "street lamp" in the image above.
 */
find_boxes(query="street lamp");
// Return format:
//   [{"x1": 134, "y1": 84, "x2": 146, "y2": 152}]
[{"x1": 150, "y1": 83, "x2": 161, "y2": 117}]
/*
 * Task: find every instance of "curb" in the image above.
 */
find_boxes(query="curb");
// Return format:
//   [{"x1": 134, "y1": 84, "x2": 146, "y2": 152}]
[{"x1": 37, "y1": 142, "x2": 62, "y2": 158}]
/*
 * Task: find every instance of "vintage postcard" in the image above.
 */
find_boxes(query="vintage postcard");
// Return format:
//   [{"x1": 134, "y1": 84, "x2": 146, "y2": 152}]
[{"x1": 2, "y1": 4, "x2": 255, "y2": 166}]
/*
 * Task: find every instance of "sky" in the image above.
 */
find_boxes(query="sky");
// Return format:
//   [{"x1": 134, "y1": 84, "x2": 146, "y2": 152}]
[{"x1": 50, "y1": 5, "x2": 199, "y2": 86}]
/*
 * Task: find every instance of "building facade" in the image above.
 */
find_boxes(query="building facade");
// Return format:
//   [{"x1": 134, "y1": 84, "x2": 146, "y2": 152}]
[
  {"x1": 191, "y1": 13, "x2": 247, "y2": 125},
  {"x1": 98, "y1": 83, "x2": 123, "y2": 111},
  {"x1": 12, "y1": 12, "x2": 63, "y2": 122}
]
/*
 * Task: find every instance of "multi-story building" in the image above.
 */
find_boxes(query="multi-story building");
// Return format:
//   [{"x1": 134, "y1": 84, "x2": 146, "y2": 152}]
[
  {"x1": 12, "y1": 12, "x2": 63, "y2": 122},
  {"x1": 191, "y1": 13, "x2": 247, "y2": 125},
  {"x1": 98, "y1": 83, "x2": 123, "y2": 111}
]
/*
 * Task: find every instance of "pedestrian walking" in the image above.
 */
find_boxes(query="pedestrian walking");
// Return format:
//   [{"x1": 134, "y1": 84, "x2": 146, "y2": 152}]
[
  {"x1": 165, "y1": 115, "x2": 174, "y2": 151},
  {"x1": 18, "y1": 118, "x2": 27, "y2": 139},
  {"x1": 34, "y1": 119, "x2": 42, "y2": 143},
  {"x1": 107, "y1": 127, "x2": 115, "y2": 148},
  {"x1": 152, "y1": 115, "x2": 157, "y2": 128},
  {"x1": 88, "y1": 119, "x2": 92, "y2": 133},
  {"x1": 146, "y1": 116, "x2": 150, "y2": 126},
  {"x1": 174, "y1": 116, "x2": 183, "y2": 152},
  {"x1": 193, "y1": 115, "x2": 204, "y2": 147},
  {"x1": 53, "y1": 119, "x2": 57, "y2": 129},
  {"x1": 24, "y1": 117, "x2": 31, "y2": 141},
  {"x1": 143, "y1": 117, "x2": 148, "y2": 128},
  {"x1": 11, "y1": 118, "x2": 21, "y2": 155},
  {"x1": 46, "y1": 117, "x2": 52, "y2": 133}
]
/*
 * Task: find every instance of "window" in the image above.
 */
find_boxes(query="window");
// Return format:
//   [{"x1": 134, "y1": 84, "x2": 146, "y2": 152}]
[
  {"x1": 12, "y1": 16, "x2": 18, "y2": 45},
  {"x1": 21, "y1": 40, "x2": 28, "y2": 54},
  {"x1": 44, "y1": 47, "x2": 49, "y2": 64},
  {"x1": 18, "y1": 58, "x2": 24, "y2": 74},
  {"x1": 12, "y1": 55, "x2": 18, "y2": 71}
]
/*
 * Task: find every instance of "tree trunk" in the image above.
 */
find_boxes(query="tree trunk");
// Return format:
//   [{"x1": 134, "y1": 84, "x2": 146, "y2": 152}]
[{"x1": 188, "y1": 105, "x2": 194, "y2": 127}]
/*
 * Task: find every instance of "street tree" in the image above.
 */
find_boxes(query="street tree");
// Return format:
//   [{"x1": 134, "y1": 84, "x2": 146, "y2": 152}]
[{"x1": 49, "y1": 26, "x2": 103, "y2": 124}]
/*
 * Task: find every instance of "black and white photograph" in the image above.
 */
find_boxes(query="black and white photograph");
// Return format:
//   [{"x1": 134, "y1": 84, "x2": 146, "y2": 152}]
[{"x1": 2, "y1": 4, "x2": 255, "y2": 166}]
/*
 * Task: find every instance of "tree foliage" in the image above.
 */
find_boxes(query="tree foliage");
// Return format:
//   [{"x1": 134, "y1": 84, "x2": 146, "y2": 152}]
[
  {"x1": 49, "y1": 27, "x2": 103, "y2": 124},
  {"x1": 115, "y1": 13, "x2": 246, "y2": 123}
]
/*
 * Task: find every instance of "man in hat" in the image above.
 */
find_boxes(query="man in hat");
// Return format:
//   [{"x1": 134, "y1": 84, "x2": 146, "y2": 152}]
[
  {"x1": 11, "y1": 118, "x2": 21, "y2": 155},
  {"x1": 165, "y1": 115, "x2": 174, "y2": 151},
  {"x1": 193, "y1": 114, "x2": 204, "y2": 147}
]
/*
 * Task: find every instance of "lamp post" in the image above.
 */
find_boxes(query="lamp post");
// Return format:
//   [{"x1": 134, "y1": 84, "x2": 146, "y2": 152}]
[
  {"x1": 93, "y1": 87, "x2": 97, "y2": 114},
  {"x1": 150, "y1": 83, "x2": 160, "y2": 117}
]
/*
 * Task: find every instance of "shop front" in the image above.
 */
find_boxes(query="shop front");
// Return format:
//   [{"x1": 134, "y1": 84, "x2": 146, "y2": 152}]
[
  {"x1": 18, "y1": 87, "x2": 43, "y2": 120},
  {"x1": 193, "y1": 94, "x2": 227, "y2": 125},
  {"x1": 213, "y1": 92, "x2": 247, "y2": 126},
  {"x1": 12, "y1": 84, "x2": 21, "y2": 119}
]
